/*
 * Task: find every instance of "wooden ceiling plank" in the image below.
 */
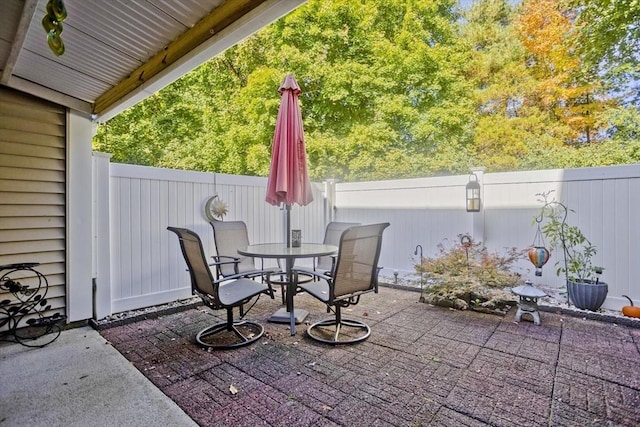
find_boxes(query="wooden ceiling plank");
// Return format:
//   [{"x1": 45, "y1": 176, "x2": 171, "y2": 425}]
[
  {"x1": 1, "y1": 0, "x2": 39, "y2": 85},
  {"x1": 93, "y1": 0, "x2": 265, "y2": 115}
]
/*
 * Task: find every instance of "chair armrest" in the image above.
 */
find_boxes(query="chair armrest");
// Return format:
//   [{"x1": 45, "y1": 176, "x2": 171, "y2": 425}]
[
  {"x1": 246, "y1": 267, "x2": 280, "y2": 279},
  {"x1": 212, "y1": 271, "x2": 252, "y2": 283},
  {"x1": 210, "y1": 255, "x2": 241, "y2": 266},
  {"x1": 208, "y1": 270, "x2": 279, "y2": 287},
  {"x1": 226, "y1": 267, "x2": 280, "y2": 281},
  {"x1": 292, "y1": 267, "x2": 332, "y2": 282},
  {"x1": 211, "y1": 255, "x2": 278, "y2": 282}
]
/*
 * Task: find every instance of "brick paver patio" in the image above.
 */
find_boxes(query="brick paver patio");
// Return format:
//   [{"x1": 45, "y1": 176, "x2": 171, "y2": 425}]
[{"x1": 97, "y1": 287, "x2": 640, "y2": 426}]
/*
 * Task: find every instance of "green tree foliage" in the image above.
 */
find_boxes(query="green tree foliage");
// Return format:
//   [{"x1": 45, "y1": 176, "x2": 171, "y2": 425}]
[
  {"x1": 567, "y1": 0, "x2": 640, "y2": 105},
  {"x1": 269, "y1": 0, "x2": 477, "y2": 179},
  {"x1": 93, "y1": 0, "x2": 640, "y2": 181}
]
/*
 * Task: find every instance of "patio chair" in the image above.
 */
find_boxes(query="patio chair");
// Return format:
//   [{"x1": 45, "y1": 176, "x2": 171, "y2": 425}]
[
  {"x1": 296, "y1": 222, "x2": 390, "y2": 344},
  {"x1": 211, "y1": 220, "x2": 294, "y2": 304},
  {"x1": 210, "y1": 221, "x2": 275, "y2": 280},
  {"x1": 167, "y1": 227, "x2": 274, "y2": 349},
  {"x1": 315, "y1": 221, "x2": 360, "y2": 276}
]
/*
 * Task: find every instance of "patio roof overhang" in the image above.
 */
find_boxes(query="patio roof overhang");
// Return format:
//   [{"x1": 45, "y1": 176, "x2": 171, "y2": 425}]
[{"x1": 0, "y1": 0, "x2": 306, "y2": 122}]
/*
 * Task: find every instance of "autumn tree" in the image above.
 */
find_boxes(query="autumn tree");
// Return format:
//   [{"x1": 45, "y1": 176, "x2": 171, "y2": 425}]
[
  {"x1": 515, "y1": 0, "x2": 613, "y2": 144},
  {"x1": 461, "y1": 0, "x2": 539, "y2": 170}
]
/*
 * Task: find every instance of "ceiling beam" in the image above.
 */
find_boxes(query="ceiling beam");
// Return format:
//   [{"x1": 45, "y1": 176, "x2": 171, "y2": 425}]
[
  {"x1": 0, "y1": 0, "x2": 39, "y2": 85},
  {"x1": 7, "y1": 75, "x2": 93, "y2": 114},
  {"x1": 93, "y1": 0, "x2": 266, "y2": 115}
]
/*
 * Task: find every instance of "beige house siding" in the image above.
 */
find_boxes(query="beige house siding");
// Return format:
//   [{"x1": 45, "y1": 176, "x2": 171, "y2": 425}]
[{"x1": 0, "y1": 87, "x2": 66, "y2": 328}]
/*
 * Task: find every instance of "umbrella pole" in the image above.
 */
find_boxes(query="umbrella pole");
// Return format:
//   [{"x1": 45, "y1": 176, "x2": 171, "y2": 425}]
[{"x1": 285, "y1": 204, "x2": 291, "y2": 247}]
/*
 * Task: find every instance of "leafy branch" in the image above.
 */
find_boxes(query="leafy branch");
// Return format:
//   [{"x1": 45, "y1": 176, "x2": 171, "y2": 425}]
[{"x1": 535, "y1": 191, "x2": 601, "y2": 282}]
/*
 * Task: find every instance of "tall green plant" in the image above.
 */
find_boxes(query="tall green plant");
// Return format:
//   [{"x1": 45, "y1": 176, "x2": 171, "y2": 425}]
[{"x1": 535, "y1": 191, "x2": 602, "y2": 282}]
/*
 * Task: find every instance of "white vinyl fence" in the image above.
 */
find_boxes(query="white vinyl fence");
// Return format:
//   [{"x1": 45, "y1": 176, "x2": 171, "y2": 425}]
[
  {"x1": 335, "y1": 165, "x2": 640, "y2": 310},
  {"x1": 92, "y1": 159, "x2": 327, "y2": 318},
  {"x1": 93, "y1": 157, "x2": 640, "y2": 317}
]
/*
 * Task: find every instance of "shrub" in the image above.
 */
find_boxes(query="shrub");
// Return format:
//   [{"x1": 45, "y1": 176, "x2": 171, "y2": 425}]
[{"x1": 417, "y1": 235, "x2": 524, "y2": 312}]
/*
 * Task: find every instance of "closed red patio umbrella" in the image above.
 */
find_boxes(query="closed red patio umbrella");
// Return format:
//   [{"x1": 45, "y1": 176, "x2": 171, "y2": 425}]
[{"x1": 265, "y1": 73, "x2": 313, "y2": 246}]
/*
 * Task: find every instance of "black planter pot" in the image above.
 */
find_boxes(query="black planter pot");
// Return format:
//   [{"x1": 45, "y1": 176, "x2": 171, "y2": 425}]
[{"x1": 567, "y1": 280, "x2": 608, "y2": 311}]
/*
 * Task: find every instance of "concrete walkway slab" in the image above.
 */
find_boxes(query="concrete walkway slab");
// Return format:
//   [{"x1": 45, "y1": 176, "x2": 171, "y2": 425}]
[{"x1": 0, "y1": 326, "x2": 196, "y2": 427}]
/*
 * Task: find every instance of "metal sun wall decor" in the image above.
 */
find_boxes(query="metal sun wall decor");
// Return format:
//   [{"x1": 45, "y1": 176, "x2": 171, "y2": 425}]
[
  {"x1": 204, "y1": 195, "x2": 228, "y2": 221},
  {"x1": 42, "y1": 0, "x2": 67, "y2": 56},
  {"x1": 204, "y1": 174, "x2": 229, "y2": 221}
]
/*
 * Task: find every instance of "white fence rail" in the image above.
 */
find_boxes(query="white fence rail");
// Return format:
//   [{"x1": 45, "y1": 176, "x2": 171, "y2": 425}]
[{"x1": 94, "y1": 158, "x2": 640, "y2": 317}]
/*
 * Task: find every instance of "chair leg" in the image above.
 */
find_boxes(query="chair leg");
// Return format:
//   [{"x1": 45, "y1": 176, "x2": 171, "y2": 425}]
[
  {"x1": 281, "y1": 283, "x2": 286, "y2": 305},
  {"x1": 305, "y1": 306, "x2": 371, "y2": 345},
  {"x1": 227, "y1": 307, "x2": 234, "y2": 330},
  {"x1": 269, "y1": 273, "x2": 287, "y2": 305},
  {"x1": 195, "y1": 307, "x2": 264, "y2": 349}
]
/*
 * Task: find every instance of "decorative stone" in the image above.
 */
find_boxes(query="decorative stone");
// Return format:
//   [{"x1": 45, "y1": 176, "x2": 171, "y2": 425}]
[{"x1": 512, "y1": 280, "x2": 547, "y2": 326}]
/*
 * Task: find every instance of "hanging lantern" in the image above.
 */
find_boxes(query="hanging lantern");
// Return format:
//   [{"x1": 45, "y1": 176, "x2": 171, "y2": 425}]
[
  {"x1": 528, "y1": 246, "x2": 550, "y2": 276},
  {"x1": 466, "y1": 173, "x2": 481, "y2": 212}
]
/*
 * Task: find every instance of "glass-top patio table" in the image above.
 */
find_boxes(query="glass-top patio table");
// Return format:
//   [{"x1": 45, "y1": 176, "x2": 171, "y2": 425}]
[{"x1": 238, "y1": 243, "x2": 338, "y2": 335}]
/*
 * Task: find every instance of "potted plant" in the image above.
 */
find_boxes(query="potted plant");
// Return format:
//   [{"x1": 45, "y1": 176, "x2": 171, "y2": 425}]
[{"x1": 535, "y1": 191, "x2": 608, "y2": 311}]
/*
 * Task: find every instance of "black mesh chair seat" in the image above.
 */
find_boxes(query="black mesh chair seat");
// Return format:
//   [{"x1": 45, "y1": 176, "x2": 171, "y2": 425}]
[
  {"x1": 168, "y1": 227, "x2": 274, "y2": 349},
  {"x1": 217, "y1": 279, "x2": 269, "y2": 306}
]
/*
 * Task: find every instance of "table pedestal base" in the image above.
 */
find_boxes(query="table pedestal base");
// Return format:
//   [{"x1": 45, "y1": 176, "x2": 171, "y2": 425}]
[{"x1": 268, "y1": 308, "x2": 309, "y2": 325}]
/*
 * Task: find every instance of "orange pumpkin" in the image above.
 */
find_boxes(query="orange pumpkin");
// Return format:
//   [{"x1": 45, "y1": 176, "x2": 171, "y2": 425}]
[{"x1": 621, "y1": 295, "x2": 640, "y2": 318}]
